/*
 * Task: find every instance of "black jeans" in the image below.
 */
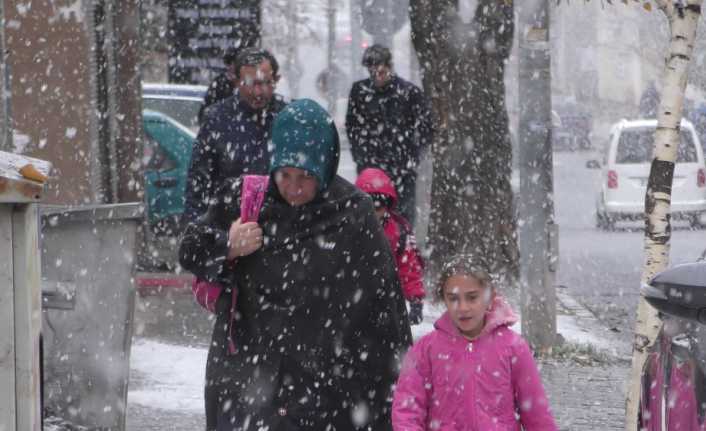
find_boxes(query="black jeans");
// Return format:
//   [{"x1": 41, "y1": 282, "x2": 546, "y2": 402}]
[{"x1": 393, "y1": 170, "x2": 417, "y2": 227}]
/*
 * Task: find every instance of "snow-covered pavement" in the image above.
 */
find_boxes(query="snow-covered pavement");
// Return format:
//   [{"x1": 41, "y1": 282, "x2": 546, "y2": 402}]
[
  {"x1": 126, "y1": 292, "x2": 629, "y2": 427},
  {"x1": 128, "y1": 340, "x2": 207, "y2": 413}
]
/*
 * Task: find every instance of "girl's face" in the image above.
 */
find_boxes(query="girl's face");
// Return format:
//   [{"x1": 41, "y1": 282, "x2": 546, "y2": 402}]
[
  {"x1": 442, "y1": 274, "x2": 494, "y2": 340},
  {"x1": 374, "y1": 206, "x2": 387, "y2": 221}
]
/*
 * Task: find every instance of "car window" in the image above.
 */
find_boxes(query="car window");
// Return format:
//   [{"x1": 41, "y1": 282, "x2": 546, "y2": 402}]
[
  {"x1": 616, "y1": 128, "x2": 698, "y2": 164},
  {"x1": 143, "y1": 98, "x2": 201, "y2": 132},
  {"x1": 143, "y1": 135, "x2": 177, "y2": 172}
]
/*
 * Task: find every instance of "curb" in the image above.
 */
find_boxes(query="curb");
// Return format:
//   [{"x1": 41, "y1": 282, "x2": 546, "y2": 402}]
[{"x1": 555, "y1": 287, "x2": 632, "y2": 361}]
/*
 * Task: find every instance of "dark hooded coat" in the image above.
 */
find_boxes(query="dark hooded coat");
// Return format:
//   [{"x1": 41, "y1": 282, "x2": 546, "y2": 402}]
[{"x1": 179, "y1": 99, "x2": 412, "y2": 431}]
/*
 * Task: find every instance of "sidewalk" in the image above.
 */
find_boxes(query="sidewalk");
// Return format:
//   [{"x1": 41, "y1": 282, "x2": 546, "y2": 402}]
[
  {"x1": 125, "y1": 288, "x2": 631, "y2": 430},
  {"x1": 542, "y1": 289, "x2": 630, "y2": 431}
]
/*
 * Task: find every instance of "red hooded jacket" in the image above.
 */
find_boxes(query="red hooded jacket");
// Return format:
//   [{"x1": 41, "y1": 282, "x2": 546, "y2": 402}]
[{"x1": 356, "y1": 168, "x2": 425, "y2": 300}]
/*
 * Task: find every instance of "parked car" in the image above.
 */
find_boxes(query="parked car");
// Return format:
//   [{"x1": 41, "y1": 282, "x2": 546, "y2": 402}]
[
  {"x1": 138, "y1": 109, "x2": 196, "y2": 270},
  {"x1": 641, "y1": 262, "x2": 706, "y2": 430},
  {"x1": 142, "y1": 83, "x2": 207, "y2": 133},
  {"x1": 142, "y1": 109, "x2": 196, "y2": 232},
  {"x1": 589, "y1": 119, "x2": 706, "y2": 229},
  {"x1": 552, "y1": 102, "x2": 592, "y2": 150}
]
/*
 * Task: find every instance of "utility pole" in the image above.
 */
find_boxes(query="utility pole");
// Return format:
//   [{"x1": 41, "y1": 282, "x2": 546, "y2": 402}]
[
  {"x1": 350, "y1": 0, "x2": 363, "y2": 82},
  {"x1": 375, "y1": 0, "x2": 393, "y2": 47},
  {"x1": 518, "y1": 0, "x2": 557, "y2": 353},
  {"x1": 286, "y1": 0, "x2": 301, "y2": 98},
  {"x1": 327, "y1": 0, "x2": 337, "y2": 115},
  {"x1": 101, "y1": 0, "x2": 143, "y2": 204}
]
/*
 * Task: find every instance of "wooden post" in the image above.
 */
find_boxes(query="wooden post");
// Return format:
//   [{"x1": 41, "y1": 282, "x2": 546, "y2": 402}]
[
  {"x1": 0, "y1": 205, "x2": 16, "y2": 431},
  {"x1": 12, "y1": 204, "x2": 42, "y2": 431},
  {"x1": 0, "y1": 151, "x2": 51, "y2": 431}
]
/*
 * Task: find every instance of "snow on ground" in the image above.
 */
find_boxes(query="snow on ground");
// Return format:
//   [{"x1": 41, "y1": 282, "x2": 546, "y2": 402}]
[
  {"x1": 128, "y1": 296, "x2": 620, "y2": 413},
  {"x1": 128, "y1": 339, "x2": 207, "y2": 412}
]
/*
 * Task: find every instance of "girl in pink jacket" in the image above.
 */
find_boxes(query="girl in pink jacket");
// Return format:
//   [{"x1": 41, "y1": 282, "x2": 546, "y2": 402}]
[{"x1": 392, "y1": 254, "x2": 558, "y2": 431}]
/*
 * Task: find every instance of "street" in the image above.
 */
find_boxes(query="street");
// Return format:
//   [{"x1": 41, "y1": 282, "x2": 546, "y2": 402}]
[{"x1": 553, "y1": 150, "x2": 706, "y2": 348}]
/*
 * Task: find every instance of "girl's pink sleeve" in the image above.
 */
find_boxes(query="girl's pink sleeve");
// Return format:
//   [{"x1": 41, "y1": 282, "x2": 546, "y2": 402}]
[
  {"x1": 392, "y1": 341, "x2": 430, "y2": 431},
  {"x1": 511, "y1": 338, "x2": 558, "y2": 431}
]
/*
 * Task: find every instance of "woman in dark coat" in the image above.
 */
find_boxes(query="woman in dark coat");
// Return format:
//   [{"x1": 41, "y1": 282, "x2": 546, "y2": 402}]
[{"x1": 179, "y1": 98, "x2": 412, "y2": 431}]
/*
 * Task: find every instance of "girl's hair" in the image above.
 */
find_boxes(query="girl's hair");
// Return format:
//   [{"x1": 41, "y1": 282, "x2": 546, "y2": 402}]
[{"x1": 435, "y1": 254, "x2": 494, "y2": 302}]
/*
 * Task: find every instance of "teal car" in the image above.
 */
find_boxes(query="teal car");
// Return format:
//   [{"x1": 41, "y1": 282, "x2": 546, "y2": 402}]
[{"x1": 142, "y1": 109, "x2": 195, "y2": 234}]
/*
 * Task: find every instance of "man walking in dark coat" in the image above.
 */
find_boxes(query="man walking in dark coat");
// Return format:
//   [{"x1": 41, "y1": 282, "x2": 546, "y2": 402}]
[
  {"x1": 183, "y1": 47, "x2": 285, "y2": 226},
  {"x1": 345, "y1": 44, "x2": 433, "y2": 226},
  {"x1": 197, "y1": 47, "x2": 240, "y2": 125},
  {"x1": 180, "y1": 98, "x2": 412, "y2": 431}
]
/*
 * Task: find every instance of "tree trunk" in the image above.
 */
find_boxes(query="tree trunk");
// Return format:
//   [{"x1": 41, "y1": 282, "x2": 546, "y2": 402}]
[
  {"x1": 409, "y1": 0, "x2": 519, "y2": 287},
  {"x1": 624, "y1": 1, "x2": 703, "y2": 429}
]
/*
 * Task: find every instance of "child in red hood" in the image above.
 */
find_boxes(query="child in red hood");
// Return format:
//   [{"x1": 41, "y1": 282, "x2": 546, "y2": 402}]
[{"x1": 356, "y1": 167, "x2": 426, "y2": 324}]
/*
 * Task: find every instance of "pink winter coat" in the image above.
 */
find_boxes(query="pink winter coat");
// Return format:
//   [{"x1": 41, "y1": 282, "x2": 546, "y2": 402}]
[
  {"x1": 392, "y1": 296, "x2": 558, "y2": 431},
  {"x1": 640, "y1": 335, "x2": 706, "y2": 431}
]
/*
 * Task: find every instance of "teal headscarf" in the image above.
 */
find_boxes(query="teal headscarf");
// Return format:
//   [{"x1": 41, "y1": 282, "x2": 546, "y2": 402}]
[{"x1": 269, "y1": 99, "x2": 340, "y2": 191}]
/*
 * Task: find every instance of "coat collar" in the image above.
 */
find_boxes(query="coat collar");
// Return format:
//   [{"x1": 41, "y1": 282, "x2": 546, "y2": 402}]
[{"x1": 362, "y1": 75, "x2": 399, "y2": 94}]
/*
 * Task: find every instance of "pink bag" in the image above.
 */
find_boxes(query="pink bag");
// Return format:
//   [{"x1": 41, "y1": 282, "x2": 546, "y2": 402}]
[
  {"x1": 240, "y1": 175, "x2": 269, "y2": 223},
  {"x1": 192, "y1": 279, "x2": 224, "y2": 313},
  {"x1": 191, "y1": 174, "x2": 269, "y2": 314}
]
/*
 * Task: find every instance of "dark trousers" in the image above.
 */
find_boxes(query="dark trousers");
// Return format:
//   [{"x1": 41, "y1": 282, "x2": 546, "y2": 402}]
[{"x1": 394, "y1": 170, "x2": 417, "y2": 227}]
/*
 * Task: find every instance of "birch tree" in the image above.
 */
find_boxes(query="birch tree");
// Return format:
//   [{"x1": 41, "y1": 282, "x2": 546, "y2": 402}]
[
  {"x1": 623, "y1": 0, "x2": 704, "y2": 429},
  {"x1": 409, "y1": 0, "x2": 519, "y2": 286}
]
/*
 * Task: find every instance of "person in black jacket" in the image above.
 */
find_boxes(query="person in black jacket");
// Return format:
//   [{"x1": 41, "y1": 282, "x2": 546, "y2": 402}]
[
  {"x1": 197, "y1": 47, "x2": 240, "y2": 125},
  {"x1": 179, "y1": 98, "x2": 412, "y2": 431},
  {"x1": 183, "y1": 47, "x2": 285, "y2": 226},
  {"x1": 345, "y1": 44, "x2": 433, "y2": 226}
]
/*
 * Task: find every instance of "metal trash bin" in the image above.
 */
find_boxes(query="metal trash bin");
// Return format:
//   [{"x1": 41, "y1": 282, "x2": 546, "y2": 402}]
[{"x1": 40, "y1": 203, "x2": 143, "y2": 430}]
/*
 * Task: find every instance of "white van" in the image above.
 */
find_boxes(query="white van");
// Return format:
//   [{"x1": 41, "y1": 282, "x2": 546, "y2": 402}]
[{"x1": 594, "y1": 119, "x2": 706, "y2": 229}]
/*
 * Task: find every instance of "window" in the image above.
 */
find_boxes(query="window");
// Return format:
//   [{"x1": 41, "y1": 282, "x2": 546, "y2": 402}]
[
  {"x1": 143, "y1": 135, "x2": 177, "y2": 172},
  {"x1": 616, "y1": 127, "x2": 697, "y2": 164},
  {"x1": 143, "y1": 98, "x2": 201, "y2": 132}
]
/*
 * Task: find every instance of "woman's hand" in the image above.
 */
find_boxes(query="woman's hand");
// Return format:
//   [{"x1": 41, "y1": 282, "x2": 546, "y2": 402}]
[{"x1": 227, "y1": 218, "x2": 263, "y2": 260}]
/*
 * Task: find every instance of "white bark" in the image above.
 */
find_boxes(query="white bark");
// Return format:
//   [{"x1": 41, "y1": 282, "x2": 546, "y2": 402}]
[{"x1": 624, "y1": 1, "x2": 703, "y2": 429}]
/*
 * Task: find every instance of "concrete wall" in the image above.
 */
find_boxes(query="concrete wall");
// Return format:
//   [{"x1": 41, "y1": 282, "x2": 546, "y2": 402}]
[
  {"x1": 4, "y1": 0, "x2": 144, "y2": 206},
  {"x1": 4, "y1": 1, "x2": 96, "y2": 204}
]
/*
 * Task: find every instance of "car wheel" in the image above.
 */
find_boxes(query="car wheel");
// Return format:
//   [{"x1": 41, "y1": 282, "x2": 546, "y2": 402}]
[
  {"x1": 689, "y1": 214, "x2": 703, "y2": 229},
  {"x1": 596, "y1": 210, "x2": 612, "y2": 230},
  {"x1": 595, "y1": 211, "x2": 605, "y2": 229},
  {"x1": 579, "y1": 137, "x2": 591, "y2": 150},
  {"x1": 604, "y1": 214, "x2": 616, "y2": 230}
]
